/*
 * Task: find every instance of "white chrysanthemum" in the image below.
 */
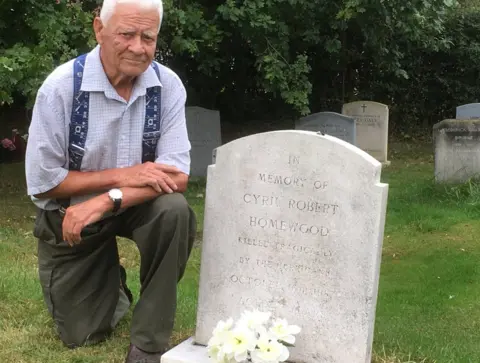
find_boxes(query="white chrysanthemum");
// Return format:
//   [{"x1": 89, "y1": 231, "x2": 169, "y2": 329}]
[
  {"x1": 213, "y1": 318, "x2": 234, "y2": 337},
  {"x1": 269, "y1": 318, "x2": 301, "y2": 345},
  {"x1": 208, "y1": 319, "x2": 235, "y2": 363},
  {"x1": 207, "y1": 335, "x2": 223, "y2": 359},
  {"x1": 251, "y1": 332, "x2": 289, "y2": 363},
  {"x1": 236, "y1": 310, "x2": 272, "y2": 333},
  {"x1": 222, "y1": 325, "x2": 258, "y2": 362}
]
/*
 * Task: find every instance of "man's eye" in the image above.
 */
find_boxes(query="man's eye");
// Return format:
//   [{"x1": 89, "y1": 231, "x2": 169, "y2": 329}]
[
  {"x1": 142, "y1": 35, "x2": 154, "y2": 41},
  {"x1": 121, "y1": 33, "x2": 134, "y2": 38}
]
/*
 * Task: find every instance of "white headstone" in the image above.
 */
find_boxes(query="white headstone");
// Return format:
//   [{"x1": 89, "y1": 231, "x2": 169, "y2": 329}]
[
  {"x1": 295, "y1": 112, "x2": 356, "y2": 145},
  {"x1": 456, "y1": 103, "x2": 480, "y2": 119},
  {"x1": 434, "y1": 119, "x2": 480, "y2": 183},
  {"x1": 162, "y1": 130, "x2": 389, "y2": 363},
  {"x1": 342, "y1": 101, "x2": 389, "y2": 164},
  {"x1": 186, "y1": 106, "x2": 222, "y2": 177}
]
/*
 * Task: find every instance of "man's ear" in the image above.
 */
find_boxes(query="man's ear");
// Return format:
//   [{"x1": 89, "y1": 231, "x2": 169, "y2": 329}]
[{"x1": 93, "y1": 17, "x2": 104, "y2": 45}]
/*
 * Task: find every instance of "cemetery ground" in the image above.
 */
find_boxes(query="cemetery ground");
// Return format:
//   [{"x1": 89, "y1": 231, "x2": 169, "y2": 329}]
[{"x1": 0, "y1": 141, "x2": 479, "y2": 363}]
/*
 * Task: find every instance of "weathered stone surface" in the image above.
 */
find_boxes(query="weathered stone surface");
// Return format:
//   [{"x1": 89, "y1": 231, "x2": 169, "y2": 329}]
[
  {"x1": 456, "y1": 103, "x2": 480, "y2": 119},
  {"x1": 191, "y1": 130, "x2": 389, "y2": 362},
  {"x1": 186, "y1": 106, "x2": 222, "y2": 177},
  {"x1": 295, "y1": 112, "x2": 356, "y2": 145},
  {"x1": 434, "y1": 119, "x2": 480, "y2": 183},
  {"x1": 342, "y1": 101, "x2": 389, "y2": 164},
  {"x1": 161, "y1": 338, "x2": 211, "y2": 363}
]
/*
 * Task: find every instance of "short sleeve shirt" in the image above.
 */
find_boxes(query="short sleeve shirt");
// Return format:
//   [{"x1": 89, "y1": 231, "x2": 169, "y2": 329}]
[{"x1": 25, "y1": 45, "x2": 191, "y2": 210}]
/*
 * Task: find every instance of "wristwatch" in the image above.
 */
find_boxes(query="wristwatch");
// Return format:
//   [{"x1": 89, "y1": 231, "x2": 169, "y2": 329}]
[{"x1": 108, "y1": 188, "x2": 123, "y2": 213}]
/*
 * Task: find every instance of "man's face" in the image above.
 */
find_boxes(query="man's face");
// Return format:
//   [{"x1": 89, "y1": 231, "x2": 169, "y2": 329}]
[{"x1": 94, "y1": 4, "x2": 159, "y2": 77}]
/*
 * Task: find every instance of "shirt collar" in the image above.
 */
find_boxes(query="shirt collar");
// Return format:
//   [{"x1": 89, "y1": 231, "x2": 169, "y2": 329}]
[{"x1": 80, "y1": 45, "x2": 162, "y2": 96}]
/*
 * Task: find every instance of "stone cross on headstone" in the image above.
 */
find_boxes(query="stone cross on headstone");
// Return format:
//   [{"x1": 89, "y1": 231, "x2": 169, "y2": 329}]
[{"x1": 342, "y1": 101, "x2": 390, "y2": 165}]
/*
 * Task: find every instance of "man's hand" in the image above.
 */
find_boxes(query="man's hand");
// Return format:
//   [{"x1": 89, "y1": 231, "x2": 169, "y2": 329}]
[
  {"x1": 62, "y1": 194, "x2": 111, "y2": 246},
  {"x1": 115, "y1": 162, "x2": 181, "y2": 193}
]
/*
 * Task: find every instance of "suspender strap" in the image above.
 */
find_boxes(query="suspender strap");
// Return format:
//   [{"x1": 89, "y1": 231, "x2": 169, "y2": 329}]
[
  {"x1": 69, "y1": 54, "x2": 89, "y2": 171},
  {"x1": 142, "y1": 62, "x2": 162, "y2": 163},
  {"x1": 57, "y1": 54, "x2": 89, "y2": 209}
]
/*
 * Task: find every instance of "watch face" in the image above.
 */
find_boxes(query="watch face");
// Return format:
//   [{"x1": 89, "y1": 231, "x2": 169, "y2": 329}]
[{"x1": 109, "y1": 189, "x2": 122, "y2": 199}]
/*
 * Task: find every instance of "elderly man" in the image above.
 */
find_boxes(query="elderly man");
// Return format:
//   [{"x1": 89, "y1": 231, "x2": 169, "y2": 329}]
[{"x1": 25, "y1": 0, "x2": 196, "y2": 362}]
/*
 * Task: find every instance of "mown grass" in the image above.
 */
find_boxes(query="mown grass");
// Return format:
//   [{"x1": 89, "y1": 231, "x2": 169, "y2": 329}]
[
  {"x1": 374, "y1": 143, "x2": 480, "y2": 363},
  {"x1": 0, "y1": 164, "x2": 206, "y2": 363},
  {"x1": 1, "y1": 141, "x2": 479, "y2": 362}
]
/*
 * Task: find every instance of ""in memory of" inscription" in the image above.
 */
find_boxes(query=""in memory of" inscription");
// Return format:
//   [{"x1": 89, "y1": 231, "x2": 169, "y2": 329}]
[{"x1": 258, "y1": 173, "x2": 329, "y2": 190}]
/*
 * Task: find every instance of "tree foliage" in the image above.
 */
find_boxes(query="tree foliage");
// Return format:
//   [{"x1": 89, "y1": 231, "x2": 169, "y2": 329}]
[
  {"x1": 0, "y1": 0, "x2": 97, "y2": 106},
  {"x1": 2, "y1": 0, "x2": 480, "y2": 132},
  {"x1": 163, "y1": 0, "x2": 460, "y2": 118}
]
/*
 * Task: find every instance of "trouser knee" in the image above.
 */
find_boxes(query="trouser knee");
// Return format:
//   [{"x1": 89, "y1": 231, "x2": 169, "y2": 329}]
[
  {"x1": 148, "y1": 193, "x2": 196, "y2": 271},
  {"x1": 151, "y1": 193, "x2": 197, "y2": 239},
  {"x1": 158, "y1": 193, "x2": 192, "y2": 220}
]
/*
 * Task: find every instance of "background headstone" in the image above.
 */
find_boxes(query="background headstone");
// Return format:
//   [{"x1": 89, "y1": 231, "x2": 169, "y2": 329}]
[
  {"x1": 434, "y1": 119, "x2": 480, "y2": 183},
  {"x1": 295, "y1": 111, "x2": 356, "y2": 145},
  {"x1": 185, "y1": 106, "x2": 222, "y2": 177},
  {"x1": 162, "y1": 130, "x2": 389, "y2": 363},
  {"x1": 342, "y1": 101, "x2": 389, "y2": 164},
  {"x1": 456, "y1": 103, "x2": 480, "y2": 119}
]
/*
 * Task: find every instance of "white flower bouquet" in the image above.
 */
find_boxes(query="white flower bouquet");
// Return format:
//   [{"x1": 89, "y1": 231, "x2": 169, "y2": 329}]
[{"x1": 207, "y1": 310, "x2": 301, "y2": 363}]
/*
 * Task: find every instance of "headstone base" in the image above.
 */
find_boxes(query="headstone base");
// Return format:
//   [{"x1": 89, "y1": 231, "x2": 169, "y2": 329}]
[
  {"x1": 382, "y1": 160, "x2": 391, "y2": 167},
  {"x1": 161, "y1": 338, "x2": 210, "y2": 363}
]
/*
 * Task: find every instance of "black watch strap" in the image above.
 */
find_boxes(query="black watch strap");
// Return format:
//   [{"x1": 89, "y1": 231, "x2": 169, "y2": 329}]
[{"x1": 112, "y1": 198, "x2": 121, "y2": 213}]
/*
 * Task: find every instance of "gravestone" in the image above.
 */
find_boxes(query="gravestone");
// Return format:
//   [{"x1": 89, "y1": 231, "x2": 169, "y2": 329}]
[
  {"x1": 456, "y1": 103, "x2": 480, "y2": 119},
  {"x1": 162, "y1": 130, "x2": 389, "y2": 363},
  {"x1": 341, "y1": 101, "x2": 390, "y2": 165},
  {"x1": 295, "y1": 112, "x2": 356, "y2": 145},
  {"x1": 185, "y1": 106, "x2": 222, "y2": 177},
  {"x1": 434, "y1": 119, "x2": 480, "y2": 183}
]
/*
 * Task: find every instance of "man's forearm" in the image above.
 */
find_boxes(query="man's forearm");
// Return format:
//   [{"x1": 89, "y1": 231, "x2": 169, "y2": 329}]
[
  {"x1": 119, "y1": 173, "x2": 188, "y2": 208},
  {"x1": 119, "y1": 186, "x2": 164, "y2": 209},
  {"x1": 34, "y1": 164, "x2": 188, "y2": 200},
  {"x1": 97, "y1": 177, "x2": 187, "y2": 212},
  {"x1": 79, "y1": 172, "x2": 189, "y2": 213},
  {"x1": 34, "y1": 169, "x2": 119, "y2": 199}
]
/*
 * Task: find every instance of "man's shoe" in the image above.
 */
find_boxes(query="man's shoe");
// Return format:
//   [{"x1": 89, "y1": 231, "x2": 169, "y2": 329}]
[{"x1": 124, "y1": 344, "x2": 167, "y2": 363}]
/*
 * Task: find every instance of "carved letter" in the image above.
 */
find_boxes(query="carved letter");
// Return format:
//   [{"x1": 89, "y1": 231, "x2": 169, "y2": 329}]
[
  {"x1": 289, "y1": 155, "x2": 300, "y2": 165},
  {"x1": 314, "y1": 181, "x2": 328, "y2": 190}
]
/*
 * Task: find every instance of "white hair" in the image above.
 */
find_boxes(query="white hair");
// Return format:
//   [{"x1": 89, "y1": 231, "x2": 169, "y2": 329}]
[{"x1": 100, "y1": 0, "x2": 163, "y2": 32}]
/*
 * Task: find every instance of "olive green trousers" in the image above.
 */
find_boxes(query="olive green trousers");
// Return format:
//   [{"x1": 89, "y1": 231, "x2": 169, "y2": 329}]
[{"x1": 34, "y1": 193, "x2": 196, "y2": 353}]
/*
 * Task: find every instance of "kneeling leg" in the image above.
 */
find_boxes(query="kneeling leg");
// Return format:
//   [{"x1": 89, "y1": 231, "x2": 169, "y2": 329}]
[{"x1": 35, "y1": 209, "x2": 121, "y2": 348}]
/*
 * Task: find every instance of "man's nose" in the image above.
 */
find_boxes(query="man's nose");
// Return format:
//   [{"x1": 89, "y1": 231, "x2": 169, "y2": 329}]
[{"x1": 129, "y1": 36, "x2": 145, "y2": 55}]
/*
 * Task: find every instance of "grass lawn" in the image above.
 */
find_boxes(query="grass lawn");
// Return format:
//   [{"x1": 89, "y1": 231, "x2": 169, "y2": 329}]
[{"x1": 1, "y1": 141, "x2": 479, "y2": 362}]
